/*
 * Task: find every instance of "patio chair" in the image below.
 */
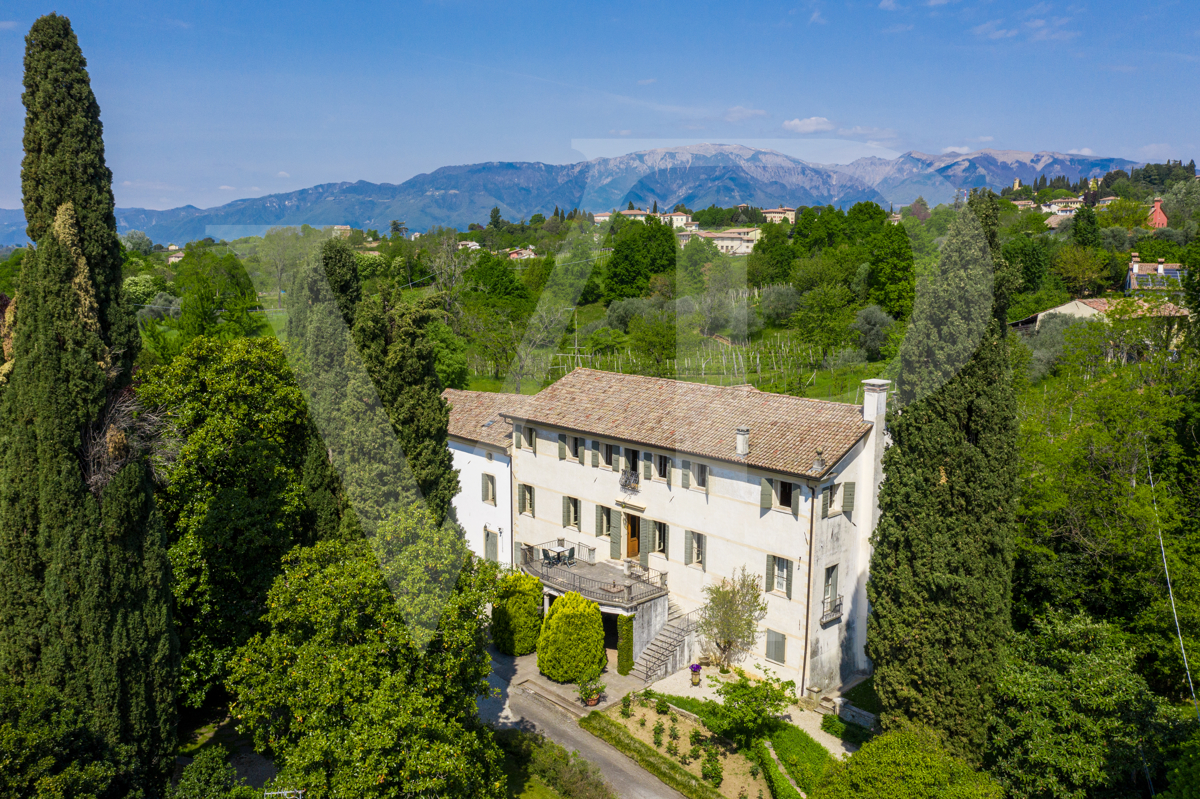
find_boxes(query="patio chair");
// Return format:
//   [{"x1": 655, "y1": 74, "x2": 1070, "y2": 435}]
[
  {"x1": 542, "y1": 548, "x2": 556, "y2": 568},
  {"x1": 566, "y1": 547, "x2": 575, "y2": 566}
]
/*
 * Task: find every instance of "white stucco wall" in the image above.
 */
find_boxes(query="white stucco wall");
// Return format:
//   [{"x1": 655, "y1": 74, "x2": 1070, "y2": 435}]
[
  {"x1": 448, "y1": 438, "x2": 513, "y2": 567},
  {"x1": 508, "y1": 400, "x2": 886, "y2": 692}
]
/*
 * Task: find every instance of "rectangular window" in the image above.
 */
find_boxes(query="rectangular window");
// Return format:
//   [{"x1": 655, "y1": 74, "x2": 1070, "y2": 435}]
[
  {"x1": 519, "y1": 484, "x2": 535, "y2": 516},
  {"x1": 778, "y1": 480, "x2": 793, "y2": 510},
  {"x1": 693, "y1": 532, "x2": 705, "y2": 565},
  {"x1": 524, "y1": 426, "x2": 537, "y2": 452},
  {"x1": 656, "y1": 454, "x2": 670, "y2": 479},
  {"x1": 599, "y1": 506, "x2": 612, "y2": 537},
  {"x1": 482, "y1": 473, "x2": 496, "y2": 505},
  {"x1": 694, "y1": 462, "x2": 708, "y2": 489},
  {"x1": 824, "y1": 564, "x2": 839, "y2": 603},
  {"x1": 603, "y1": 443, "x2": 616, "y2": 468},
  {"x1": 569, "y1": 436, "x2": 582, "y2": 461},
  {"x1": 567, "y1": 497, "x2": 580, "y2": 529},
  {"x1": 765, "y1": 630, "x2": 786, "y2": 664},
  {"x1": 775, "y1": 556, "x2": 788, "y2": 590},
  {"x1": 653, "y1": 521, "x2": 667, "y2": 553}
]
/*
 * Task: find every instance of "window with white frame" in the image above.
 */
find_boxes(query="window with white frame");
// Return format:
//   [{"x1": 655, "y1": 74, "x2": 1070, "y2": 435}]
[
  {"x1": 564, "y1": 496, "x2": 580, "y2": 529},
  {"x1": 603, "y1": 443, "x2": 615, "y2": 468},
  {"x1": 569, "y1": 436, "x2": 582, "y2": 460},
  {"x1": 774, "y1": 556, "x2": 788, "y2": 590},
  {"x1": 481, "y1": 473, "x2": 496, "y2": 505},
  {"x1": 693, "y1": 462, "x2": 708, "y2": 489},
  {"x1": 518, "y1": 484, "x2": 535, "y2": 516},
  {"x1": 653, "y1": 520, "x2": 667, "y2": 553},
  {"x1": 689, "y1": 531, "x2": 705, "y2": 566},
  {"x1": 765, "y1": 630, "x2": 786, "y2": 664},
  {"x1": 598, "y1": 506, "x2": 613, "y2": 538},
  {"x1": 655, "y1": 454, "x2": 671, "y2": 480},
  {"x1": 524, "y1": 426, "x2": 537, "y2": 452}
]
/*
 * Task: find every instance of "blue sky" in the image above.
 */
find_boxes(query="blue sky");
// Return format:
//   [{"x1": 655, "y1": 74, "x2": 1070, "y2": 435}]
[{"x1": 1, "y1": 0, "x2": 1196, "y2": 210}]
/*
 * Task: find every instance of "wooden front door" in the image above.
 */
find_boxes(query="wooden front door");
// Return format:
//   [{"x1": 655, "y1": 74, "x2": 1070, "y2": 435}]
[{"x1": 626, "y1": 514, "x2": 640, "y2": 558}]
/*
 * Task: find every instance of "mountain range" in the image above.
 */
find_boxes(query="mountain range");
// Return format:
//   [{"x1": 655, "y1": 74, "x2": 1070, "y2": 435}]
[{"x1": 0, "y1": 144, "x2": 1141, "y2": 246}]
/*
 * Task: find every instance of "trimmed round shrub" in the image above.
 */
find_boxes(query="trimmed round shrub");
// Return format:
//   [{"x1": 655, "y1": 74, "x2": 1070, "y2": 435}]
[
  {"x1": 492, "y1": 571, "x2": 543, "y2": 656},
  {"x1": 536, "y1": 591, "x2": 607, "y2": 683},
  {"x1": 813, "y1": 726, "x2": 1002, "y2": 799}
]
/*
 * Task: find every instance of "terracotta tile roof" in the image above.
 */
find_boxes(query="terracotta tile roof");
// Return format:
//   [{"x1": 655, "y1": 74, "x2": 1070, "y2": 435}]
[
  {"x1": 1077, "y1": 298, "x2": 1188, "y2": 316},
  {"x1": 501, "y1": 369, "x2": 873, "y2": 480},
  {"x1": 442, "y1": 389, "x2": 534, "y2": 449}
]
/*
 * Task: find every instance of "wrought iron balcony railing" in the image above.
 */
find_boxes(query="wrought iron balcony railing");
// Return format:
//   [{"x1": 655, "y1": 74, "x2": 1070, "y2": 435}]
[
  {"x1": 619, "y1": 469, "x2": 640, "y2": 491},
  {"x1": 821, "y1": 594, "x2": 843, "y2": 624}
]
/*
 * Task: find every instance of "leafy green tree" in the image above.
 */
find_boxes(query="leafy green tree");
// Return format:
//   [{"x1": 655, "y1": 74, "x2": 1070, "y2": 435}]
[
  {"x1": 168, "y1": 745, "x2": 256, "y2": 799},
  {"x1": 136, "y1": 336, "x2": 311, "y2": 707},
  {"x1": 678, "y1": 235, "x2": 720, "y2": 295},
  {"x1": 746, "y1": 223, "x2": 794, "y2": 286},
  {"x1": 492, "y1": 571, "x2": 543, "y2": 656},
  {"x1": 697, "y1": 566, "x2": 768, "y2": 670},
  {"x1": 789, "y1": 284, "x2": 857, "y2": 365},
  {"x1": 851, "y1": 305, "x2": 894, "y2": 361},
  {"x1": 760, "y1": 283, "x2": 801, "y2": 325},
  {"x1": 1072, "y1": 205, "x2": 1101, "y2": 249},
  {"x1": 320, "y1": 237, "x2": 361, "y2": 326},
  {"x1": 867, "y1": 222, "x2": 916, "y2": 319},
  {"x1": 489, "y1": 205, "x2": 503, "y2": 229},
  {"x1": 603, "y1": 218, "x2": 678, "y2": 304},
  {"x1": 121, "y1": 229, "x2": 153, "y2": 255},
  {"x1": 1164, "y1": 731, "x2": 1200, "y2": 799},
  {"x1": 536, "y1": 591, "x2": 607, "y2": 683},
  {"x1": 0, "y1": 678, "x2": 118, "y2": 799},
  {"x1": 814, "y1": 726, "x2": 1002, "y2": 799},
  {"x1": 425, "y1": 319, "x2": 470, "y2": 389},
  {"x1": 845, "y1": 201, "x2": 889, "y2": 242},
  {"x1": 1001, "y1": 236, "x2": 1049, "y2": 292},
  {"x1": 710, "y1": 665, "x2": 795, "y2": 744},
  {"x1": 628, "y1": 309, "x2": 677, "y2": 377},
  {"x1": 121, "y1": 273, "x2": 157, "y2": 307},
  {"x1": 986, "y1": 612, "x2": 1163, "y2": 799},
  {"x1": 1052, "y1": 244, "x2": 1107, "y2": 296},
  {"x1": 1162, "y1": 178, "x2": 1200, "y2": 229},
  {"x1": 866, "y1": 194, "x2": 1020, "y2": 759},
  {"x1": 1, "y1": 18, "x2": 177, "y2": 795},
  {"x1": 229, "y1": 522, "x2": 506, "y2": 799}
]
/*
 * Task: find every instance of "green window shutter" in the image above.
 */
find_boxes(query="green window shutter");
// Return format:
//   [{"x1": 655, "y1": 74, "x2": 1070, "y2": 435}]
[
  {"x1": 611, "y1": 513, "x2": 622, "y2": 559},
  {"x1": 558, "y1": 433, "x2": 566, "y2": 460},
  {"x1": 705, "y1": 468, "x2": 710, "y2": 496},
  {"x1": 530, "y1": 486, "x2": 535, "y2": 517},
  {"x1": 760, "y1": 478, "x2": 773, "y2": 509},
  {"x1": 482, "y1": 473, "x2": 488, "y2": 502},
  {"x1": 639, "y1": 518, "x2": 649, "y2": 570},
  {"x1": 665, "y1": 458, "x2": 672, "y2": 488},
  {"x1": 765, "y1": 555, "x2": 775, "y2": 592},
  {"x1": 643, "y1": 452, "x2": 652, "y2": 480},
  {"x1": 785, "y1": 559, "x2": 794, "y2": 600},
  {"x1": 822, "y1": 486, "x2": 830, "y2": 518},
  {"x1": 518, "y1": 485, "x2": 526, "y2": 515},
  {"x1": 595, "y1": 504, "x2": 604, "y2": 536},
  {"x1": 591, "y1": 440, "x2": 599, "y2": 467},
  {"x1": 700, "y1": 535, "x2": 707, "y2": 571},
  {"x1": 663, "y1": 525, "x2": 670, "y2": 560},
  {"x1": 681, "y1": 460, "x2": 690, "y2": 489},
  {"x1": 684, "y1": 529, "x2": 693, "y2": 565},
  {"x1": 562, "y1": 496, "x2": 569, "y2": 527},
  {"x1": 514, "y1": 424, "x2": 522, "y2": 448},
  {"x1": 842, "y1": 482, "x2": 856, "y2": 512},
  {"x1": 790, "y1": 483, "x2": 800, "y2": 515}
]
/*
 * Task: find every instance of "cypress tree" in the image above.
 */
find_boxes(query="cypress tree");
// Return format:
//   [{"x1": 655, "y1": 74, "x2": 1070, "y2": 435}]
[
  {"x1": 866, "y1": 189, "x2": 1020, "y2": 759},
  {"x1": 0, "y1": 16, "x2": 176, "y2": 796}
]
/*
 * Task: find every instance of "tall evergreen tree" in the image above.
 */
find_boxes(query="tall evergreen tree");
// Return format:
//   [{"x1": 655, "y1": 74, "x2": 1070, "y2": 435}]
[
  {"x1": 0, "y1": 17, "x2": 176, "y2": 796},
  {"x1": 866, "y1": 189, "x2": 1020, "y2": 759}
]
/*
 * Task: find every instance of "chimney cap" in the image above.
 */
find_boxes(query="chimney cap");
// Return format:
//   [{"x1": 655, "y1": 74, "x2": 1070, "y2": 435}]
[{"x1": 1159, "y1": 258, "x2": 1165, "y2": 264}]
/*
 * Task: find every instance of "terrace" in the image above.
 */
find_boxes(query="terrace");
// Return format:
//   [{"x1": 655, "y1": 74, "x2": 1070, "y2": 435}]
[{"x1": 520, "y1": 538, "x2": 669, "y2": 612}]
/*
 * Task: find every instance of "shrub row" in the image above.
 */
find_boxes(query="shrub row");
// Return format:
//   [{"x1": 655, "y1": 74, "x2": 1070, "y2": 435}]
[
  {"x1": 492, "y1": 572, "x2": 542, "y2": 656},
  {"x1": 820, "y1": 712, "x2": 873, "y2": 746},
  {"x1": 494, "y1": 728, "x2": 616, "y2": 799},
  {"x1": 579, "y1": 711, "x2": 725, "y2": 799},
  {"x1": 751, "y1": 740, "x2": 805, "y2": 799},
  {"x1": 617, "y1": 613, "x2": 634, "y2": 675},
  {"x1": 537, "y1": 592, "x2": 607, "y2": 683},
  {"x1": 769, "y1": 723, "x2": 834, "y2": 792}
]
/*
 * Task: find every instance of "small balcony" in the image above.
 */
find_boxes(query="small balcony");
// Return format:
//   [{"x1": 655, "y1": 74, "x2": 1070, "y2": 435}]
[
  {"x1": 821, "y1": 594, "x2": 843, "y2": 625},
  {"x1": 619, "y1": 469, "x2": 640, "y2": 491},
  {"x1": 520, "y1": 539, "x2": 667, "y2": 611}
]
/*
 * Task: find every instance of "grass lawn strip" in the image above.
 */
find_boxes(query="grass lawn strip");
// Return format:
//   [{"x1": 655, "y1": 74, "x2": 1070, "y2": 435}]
[
  {"x1": 752, "y1": 741, "x2": 805, "y2": 799},
  {"x1": 766, "y1": 723, "x2": 834, "y2": 793}
]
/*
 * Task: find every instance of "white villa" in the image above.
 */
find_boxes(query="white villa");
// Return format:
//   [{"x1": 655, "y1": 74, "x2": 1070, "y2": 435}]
[
  {"x1": 443, "y1": 369, "x2": 890, "y2": 695},
  {"x1": 676, "y1": 227, "x2": 762, "y2": 255}
]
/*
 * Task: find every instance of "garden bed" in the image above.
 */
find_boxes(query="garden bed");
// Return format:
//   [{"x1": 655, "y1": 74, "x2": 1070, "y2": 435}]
[{"x1": 584, "y1": 694, "x2": 769, "y2": 799}]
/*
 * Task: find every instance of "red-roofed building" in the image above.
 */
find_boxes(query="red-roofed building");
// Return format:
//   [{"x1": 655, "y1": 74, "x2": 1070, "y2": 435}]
[{"x1": 1148, "y1": 198, "x2": 1169, "y2": 229}]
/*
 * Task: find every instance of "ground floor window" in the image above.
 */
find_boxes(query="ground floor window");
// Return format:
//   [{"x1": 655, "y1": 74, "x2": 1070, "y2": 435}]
[{"x1": 765, "y1": 629, "x2": 786, "y2": 664}]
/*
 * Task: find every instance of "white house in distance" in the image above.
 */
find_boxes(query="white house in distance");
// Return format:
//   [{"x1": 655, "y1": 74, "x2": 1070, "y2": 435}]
[
  {"x1": 677, "y1": 228, "x2": 762, "y2": 255},
  {"x1": 445, "y1": 369, "x2": 890, "y2": 695},
  {"x1": 443, "y1": 388, "x2": 532, "y2": 568},
  {"x1": 763, "y1": 207, "x2": 796, "y2": 224}
]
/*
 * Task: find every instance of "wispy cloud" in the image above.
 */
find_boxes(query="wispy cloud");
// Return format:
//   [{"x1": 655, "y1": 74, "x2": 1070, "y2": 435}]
[
  {"x1": 927, "y1": 0, "x2": 960, "y2": 6},
  {"x1": 838, "y1": 125, "x2": 897, "y2": 140},
  {"x1": 970, "y1": 136, "x2": 994, "y2": 143},
  {"x1": 809, "y1": 9, "x2": 826, "y2": 24},
  {"x1": 1067, "y1": 147, "x2": 1094, "y2": 156},
  {"x1": 120, "y1": 179, "x2": 181, "y2": 192},
  {"x1": 165, "y1": 18, "x2": 192, "y2": 29},
  {"x1": 1140, "y1": 143, "x2": 1173, "y2": 160},
  {"x1": 219, "y1": 185, "x2": 236, "y2": 191},
  {"x1": 942, "y1": 146, "x2": 971, "y2": 154},
  {"x1": 0, "y1": 21, "x2": 18, "y2": 30},
  {"x1": 973, "y1": 19, "x2": 1019, "y2": 39},
  {"x1": 725, "y1": 106, "x2": 767, "y2": 122},
  {"x1": 277, "y1": 171, "x2": 290, "y2": 178},
  {"x1": 637, "y1": 78, "x2": 657, "y2": 85},
  {"x1": 878, "y1": 0, "x2": 899, "y2": 9},
  {"x1": 609, "y1": 129, "x2": 632, "y2": 136},
  {"x1": 883, "y1": 23, "x2": 913, "y2": 33},
  {"x1": 783, "y1": 116, "x2": 836, "y2": 133},
  {"x1": 1025, "y1": 17, "x2": 1078, "y2": 41}
]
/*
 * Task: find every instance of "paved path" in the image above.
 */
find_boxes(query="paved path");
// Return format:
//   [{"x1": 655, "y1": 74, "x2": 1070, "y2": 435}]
[{"x1": 479, "y1": 648, "x2": 686, "y2": 799}]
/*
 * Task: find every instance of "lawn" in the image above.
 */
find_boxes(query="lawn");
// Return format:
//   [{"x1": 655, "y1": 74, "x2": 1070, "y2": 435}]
[{"x1": 842, "y1": 676, "x2": 882, "y2": 716}]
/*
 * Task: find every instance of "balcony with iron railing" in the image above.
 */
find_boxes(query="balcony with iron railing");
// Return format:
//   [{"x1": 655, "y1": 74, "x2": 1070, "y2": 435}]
[
  {"x1": 520, "y1": 539, "x2": 667, "y2": 610},
  {"x1": 618, "y1": 469, "x2": 640, "y2": 491},
  {"x1": 821, "y1": 594, "x2": 843, "y2": 624}
]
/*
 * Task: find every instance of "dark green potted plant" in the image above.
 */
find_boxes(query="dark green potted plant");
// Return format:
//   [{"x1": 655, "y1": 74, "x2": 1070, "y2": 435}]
[{"x1": 577, "y1": 673, "x2": 606, "y2": 706}]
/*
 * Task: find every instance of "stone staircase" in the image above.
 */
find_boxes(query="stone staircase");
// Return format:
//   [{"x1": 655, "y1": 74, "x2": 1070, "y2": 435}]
[{"x1": 631, "y1": 599, "x2": 701, "y2": 684}]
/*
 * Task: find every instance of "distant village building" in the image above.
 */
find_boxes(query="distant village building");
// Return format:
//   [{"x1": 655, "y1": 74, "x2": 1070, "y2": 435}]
[
  {"x1": 887, "y1": 213, "x2": 903, "y2": 224},
  {"x1": 1012, "y1": 199, "x2": 1035, "y2": 211},
  {"x1": 1012, "y1": 178, "x2": 1022, "y2": 191},
  {"x1": 762, "y1": 207, "x2": 796, "y2": 225},
  {"x1": 458, "y1": 240, "x2": 481, "y2": 251},
  {"x1": 1044, "y1": 196, "x2": 1083, "y2": 215},
  {"x1": 594, "y1": 212, "x2": 612, "y2": 224},
  {"x1": 1010, "y1": 296, "x2": 1188, "y2": 333},
  {"x1": 167, "y1": 244, "x2": 180, "y2": 251},
  {"x1": 508, "y1": 247, "x2": 537, "y2": 260},
  {"x1": 1126, "y1": 252, "x2": 1186, "y2": 291},
  {"x1": 677, "y1": 227, "x2": 761, "y2": 255},
  {"x1": 1096, "y1": 196, "x2": 1118, "y2": 208},
  {"x1": 620, "y1": 209, "x2": 650, "y2": 222},
  {"x1": 661, "y1": 211, "x2": 697, "y2": 230},
  {"x1": 1148, "y1": 198, "x2": 1169, "y2": 229},
  {"x1": 167, "y1": 251, "x2": 185, "y2": 265},
  {"x1": 331, "y1": 225, "x2": 352, "y2": 238},
  {"x1": 443, "y1": 369, "x2": 892, "y2": 692}
]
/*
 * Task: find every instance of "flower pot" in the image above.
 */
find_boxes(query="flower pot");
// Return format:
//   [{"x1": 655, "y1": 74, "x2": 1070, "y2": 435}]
[
  {"x1": 586, "y1": 697, "x2": 600, "y2": 706},
  {"x1": 691, "y1": 673, "x2": 701, "y2": 686}
]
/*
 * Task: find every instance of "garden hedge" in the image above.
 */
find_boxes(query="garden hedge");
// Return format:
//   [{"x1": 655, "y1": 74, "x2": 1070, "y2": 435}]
[
  {"x1": 492, "y1": 571, "x2": 543, "y2": 656},
  {"x1": 617, "y1": 613, "x2": 635, "y2": 675},
  {"x1": 752, "y1": 740, "x2": 805, "y2": 799},
  {"x1": 536, "y1": 591, "x2": 607, "y2": 683},
  {"x1": 580, "y1": 712, "x2": 725, "y2": 799},
  {"x1": 812, "y1": 726, "x2": 1002, "y2": 799}
]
